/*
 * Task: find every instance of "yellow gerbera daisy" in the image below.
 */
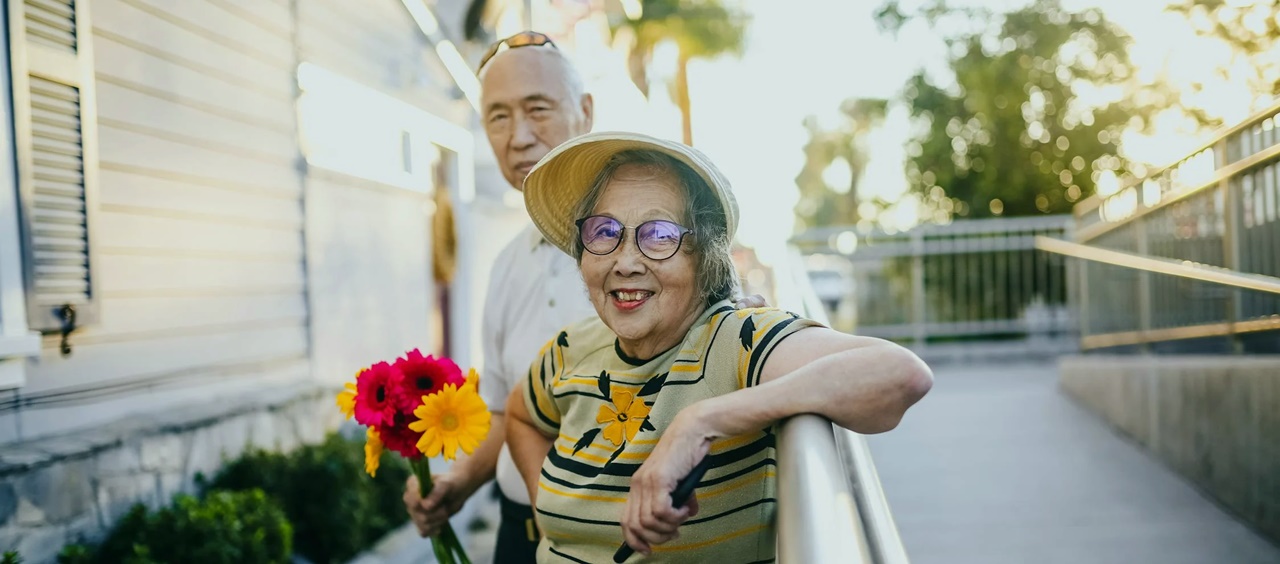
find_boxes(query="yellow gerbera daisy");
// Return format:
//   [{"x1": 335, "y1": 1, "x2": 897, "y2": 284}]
[
  {"x1": 336, "y1": 382, "x2": 358, "y2": 420},
  {"x1": 596, "y1": 389, "x2": 651, "y2": 446},
  {"x1": 364, "y1": 427, "x2": 383, "y2": 477},
  {"x1": 464, "y1": 368, "x2": 479, "y2": 392},
  {"x1": 410, "y1": 383, "x2": 491, "y2": 461}
]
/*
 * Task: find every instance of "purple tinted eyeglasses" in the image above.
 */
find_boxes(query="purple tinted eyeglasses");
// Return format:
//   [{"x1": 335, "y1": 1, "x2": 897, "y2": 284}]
[{"x1": 575, "y1": 215, "x2": 693, "y2": 261}]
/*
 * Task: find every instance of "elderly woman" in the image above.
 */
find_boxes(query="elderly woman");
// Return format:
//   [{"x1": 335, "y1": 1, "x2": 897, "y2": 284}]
[{"x1": 506, "y1": 132, "x2": 932, "y2": 562}]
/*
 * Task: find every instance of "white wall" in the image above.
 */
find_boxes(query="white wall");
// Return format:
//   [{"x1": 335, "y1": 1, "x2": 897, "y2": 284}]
[
  {"x1": 295, "y1": 0, "x2": 472, "y2": 382},
  {"x1": 0, "y1": 0, "x2": 473, "y2": 442},
  {"x1": 304, "y1": 170, "x2": 436, "y2": 384},
  {"x1": 0, "y1": 0, "x2": 310, "y2": 442}
]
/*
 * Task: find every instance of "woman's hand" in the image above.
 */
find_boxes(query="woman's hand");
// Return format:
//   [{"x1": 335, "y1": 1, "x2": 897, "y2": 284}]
[{"x1": 621, "y1": 405, "x2": 716, "y2": 555}]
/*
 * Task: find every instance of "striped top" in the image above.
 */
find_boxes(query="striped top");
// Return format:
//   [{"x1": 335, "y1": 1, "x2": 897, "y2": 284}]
[{"x1": 523, "y1": 302, "x2": 821, "y2": 563}]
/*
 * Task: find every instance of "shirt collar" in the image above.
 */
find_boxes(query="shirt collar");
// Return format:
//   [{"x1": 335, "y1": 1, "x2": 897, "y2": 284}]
[{"x1": 525, "y1": 225, "x2": 547, "y2": 250}]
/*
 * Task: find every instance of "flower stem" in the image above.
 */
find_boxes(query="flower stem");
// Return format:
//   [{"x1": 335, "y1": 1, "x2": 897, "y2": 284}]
[
  {"x1": 442, "y1": 525, "x2": 472, "y2": 564},
  {"x1": 409, "y1": 457, "x2": 469, "y2": 564}
]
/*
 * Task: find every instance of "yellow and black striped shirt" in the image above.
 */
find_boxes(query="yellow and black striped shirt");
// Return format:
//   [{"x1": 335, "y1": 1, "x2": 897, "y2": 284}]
[{"x1": 523, "y1": 301, "x2": 821, "y2": 563}]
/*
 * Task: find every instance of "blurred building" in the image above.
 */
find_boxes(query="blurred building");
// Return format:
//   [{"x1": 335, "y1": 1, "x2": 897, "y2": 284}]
[
  {"x1": 0, "y1": 1, "x2": 788, "y2": 558},
  {"x1": 0, "y1": 1, "x2": 480, "y2": 559}
]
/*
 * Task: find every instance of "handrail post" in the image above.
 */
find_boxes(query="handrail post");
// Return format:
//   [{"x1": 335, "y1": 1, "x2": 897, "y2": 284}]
[
  {"x1": 1135, "y1": 217, "x2": 1152, "y2": 352},
  {"x1": 910, "y1": 229, "x2": 926, "y2": 352},
  {"x1": 1217, "y1": 137, "x2": 1244, "y2": 353}
]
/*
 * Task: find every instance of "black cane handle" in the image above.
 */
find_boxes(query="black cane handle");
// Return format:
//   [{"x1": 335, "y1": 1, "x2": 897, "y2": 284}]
[{"x1": 613, "y1": 456, "x2": 712, "y2": 563}]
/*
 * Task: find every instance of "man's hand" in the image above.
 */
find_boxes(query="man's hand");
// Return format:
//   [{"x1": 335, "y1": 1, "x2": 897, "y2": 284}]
[
  {"x1": 404, "y1": 472, "x2": 473, "y2": 538},
  {"x1": 734, "y1": 293, "x2": 768, "y2": 309},
  {"x1": 402, "y1": 412, "x2": 506, "y2": 537}
]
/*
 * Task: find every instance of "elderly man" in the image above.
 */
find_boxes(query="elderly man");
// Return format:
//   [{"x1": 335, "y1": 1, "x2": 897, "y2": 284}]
[{"x1": 402, "y1": 31, "x2": 597, "y2": 564}]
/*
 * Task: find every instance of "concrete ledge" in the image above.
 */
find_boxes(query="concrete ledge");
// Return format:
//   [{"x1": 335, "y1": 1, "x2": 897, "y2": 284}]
[
  {"x1": 0, "y1": 382, "x2": 342, "y2": 562},
  {"x1": 1059, "y1": 355, "x2": 1280, "y2": 544}
]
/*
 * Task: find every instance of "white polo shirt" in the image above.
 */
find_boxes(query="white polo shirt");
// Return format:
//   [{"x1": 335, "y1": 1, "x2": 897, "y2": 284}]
[{"x1": 478, "y1": 225, "x2": 596, "y2": 505}]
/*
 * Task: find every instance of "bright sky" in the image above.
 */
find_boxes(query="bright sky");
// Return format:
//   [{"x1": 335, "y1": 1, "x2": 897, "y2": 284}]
[
  {"x1": 675, "y1": 0, "x2": 1265, "y2": 264},
  {"x1": 690, "y1": 0, "x2": 922, "y2": 260}
]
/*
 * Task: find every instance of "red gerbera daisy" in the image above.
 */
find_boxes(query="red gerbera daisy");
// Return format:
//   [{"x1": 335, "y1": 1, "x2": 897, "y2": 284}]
[
  {"x1": 393, "y1": 349, "x2": 465, "y2": 412},
  {"x1": 354, "y1": 361, "x2": 403, "y2": 428},
  {"x1": 377, "y1": 411, "x2": 423, "y2": 459}
]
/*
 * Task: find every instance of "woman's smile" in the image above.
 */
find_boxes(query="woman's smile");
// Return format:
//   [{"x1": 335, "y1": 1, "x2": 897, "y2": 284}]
[{"x1": 609, "y1": 289, "x2": 654, "y2": 311}]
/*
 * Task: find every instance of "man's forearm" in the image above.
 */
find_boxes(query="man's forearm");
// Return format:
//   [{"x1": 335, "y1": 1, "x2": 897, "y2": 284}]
[{"x1": 447, "y1": 412, "x2": 506, "y2": 494}]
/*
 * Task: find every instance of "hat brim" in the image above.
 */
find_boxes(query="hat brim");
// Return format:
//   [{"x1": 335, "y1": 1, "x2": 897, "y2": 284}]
[{"x1": 522, "y1": 131, "x2": 739, "y2": 257}]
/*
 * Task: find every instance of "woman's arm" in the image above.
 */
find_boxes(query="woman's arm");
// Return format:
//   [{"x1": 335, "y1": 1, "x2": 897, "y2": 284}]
[
  {"x1": 505, "y1": 386, "x2": 556, "y2": 504},
  {"x1": 702, "y1": 328, "x2": 931, "y2": 436},
  {"x1": 620, "y1": 328, "x2": 932, "y2": 554}
]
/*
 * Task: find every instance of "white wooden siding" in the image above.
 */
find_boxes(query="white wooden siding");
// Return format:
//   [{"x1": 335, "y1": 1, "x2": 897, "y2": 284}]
[
  {"x1": 297, "y1": 0, "x2": 459, "y2": 117},
  {"x1": 18, "y1": 358, "x2": 312, "y2": 439},
  {"x1": 16, "y1": 0, "x2": 307, "y2": 438},
  {"x1": 7, "y1": 0, "x2": 471, "y2": 441}
]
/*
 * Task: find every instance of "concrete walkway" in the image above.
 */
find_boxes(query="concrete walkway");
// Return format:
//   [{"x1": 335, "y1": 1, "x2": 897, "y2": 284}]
[
  {"x1": 867, "y1": 362, "x2": 1280, "y2": 564},
  {"x1": 348, "y1": 486, "x2": 499, "y2": 564}
]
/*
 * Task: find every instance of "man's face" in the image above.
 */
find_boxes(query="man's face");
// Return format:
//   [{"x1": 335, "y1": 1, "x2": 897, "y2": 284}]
[{"x1": 480, "y1": 48, "x2": 593, "y2": 189}]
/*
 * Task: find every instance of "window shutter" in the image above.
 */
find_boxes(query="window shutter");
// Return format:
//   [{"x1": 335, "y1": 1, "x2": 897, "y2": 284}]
[{"x1": 8, "y1": 0, "x2": 99, "y2": 331}]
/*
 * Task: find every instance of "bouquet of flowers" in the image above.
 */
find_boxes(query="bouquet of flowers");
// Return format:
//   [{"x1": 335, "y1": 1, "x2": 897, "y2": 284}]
[{"x1": 336, "y1": 349, "x2": 490, "y2": 564}]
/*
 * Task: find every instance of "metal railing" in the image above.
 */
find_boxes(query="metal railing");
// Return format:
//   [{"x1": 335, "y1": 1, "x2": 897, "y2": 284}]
[
  {"x1": 777, "y1": 415, "x2": 873, "y2": 563},
  {"x1": 774, "y1": 248, "x2": 909, "y2": 564},
  {"x1": 1036, "y1": 237, "x2": 1280, "y2": 349},
  {"x1": 1067, "y1": 100, "x2": 1280, "y2": 350},
  {"x1": 793, "y1": 216, "x2": 1075, "y2": 350}
]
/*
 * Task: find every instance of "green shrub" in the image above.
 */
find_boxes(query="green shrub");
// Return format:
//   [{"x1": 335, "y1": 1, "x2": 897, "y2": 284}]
[
  {"x1": 207, "y1": 431, "x2": 410, "y2": 563},
  {"x1": 68, "y1": 489, "x2": 292, "y2": 564},
  {"x1": 55, "y1": 544, "x2": 91, "y2": 564},
  {"x1": 3, "y1": 550, "x2": 23, "y2": 564}
]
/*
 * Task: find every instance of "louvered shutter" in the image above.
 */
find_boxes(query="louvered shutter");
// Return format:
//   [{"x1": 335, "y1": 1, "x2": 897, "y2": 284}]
[{"x1": 8, "y1": 0, "x2": 99, "y2": 331}]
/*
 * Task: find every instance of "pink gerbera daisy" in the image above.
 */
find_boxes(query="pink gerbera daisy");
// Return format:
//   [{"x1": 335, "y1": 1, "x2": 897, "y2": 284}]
[
  {"x1": 353, "y1": 362, "x2": 403, "y2": 428},
  {"x1": 377, "y1": 412, "x2": 424, "y2": 459},
  {"x1": 393, "y1": 349, "x2": 466, "y2": 412}
]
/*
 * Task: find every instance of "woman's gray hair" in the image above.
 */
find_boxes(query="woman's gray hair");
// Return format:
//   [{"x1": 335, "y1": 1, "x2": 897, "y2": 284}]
[{"x1": 571, "y1": 149, "x2": 739, "y2": 305}]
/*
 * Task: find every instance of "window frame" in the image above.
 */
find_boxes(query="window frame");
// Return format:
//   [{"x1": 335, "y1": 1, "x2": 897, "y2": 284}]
[{"x1": 0, "y1": 0, "x2": 40, "y2": 390}]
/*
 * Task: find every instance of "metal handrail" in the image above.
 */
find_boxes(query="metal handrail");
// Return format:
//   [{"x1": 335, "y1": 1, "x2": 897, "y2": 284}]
[
  {"x1": 836, "y1": 429, "x2": 910, "y2": 564},
  {"x1": 777, "y1": 415, "x2": 873, "y2": 563},
  {"x1": 1074, "y1": 98, "x2": 1280, "y2": 218},
  {"x1": 774, "y1": 247, "x2": 910, "y2": 563},
  {"x1": 1034, "y1": 236, "x2": 1280, "y2": 295}
]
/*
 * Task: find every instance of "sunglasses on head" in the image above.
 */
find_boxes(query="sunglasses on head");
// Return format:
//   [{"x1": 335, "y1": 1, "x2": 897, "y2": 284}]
[
  {"x1": 575, "y1": 216, "x2": 694, "y2": 261},
  {"x1": 478, "y1": 31, "x2": 557, "y2": 72}
]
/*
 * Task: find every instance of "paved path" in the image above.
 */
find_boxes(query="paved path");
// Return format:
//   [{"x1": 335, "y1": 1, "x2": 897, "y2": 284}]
[
  {"x1": 867, "y1": 362, "x2": 1280, "y2": 564},
  {"x1": 349, "y1": 485, "x2": 499, "y2": 564}
]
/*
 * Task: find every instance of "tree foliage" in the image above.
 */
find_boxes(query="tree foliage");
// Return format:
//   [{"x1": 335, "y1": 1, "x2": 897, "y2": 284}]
[
  {"x1": 793, "y1": 99, "x2": 887, "y2": 231},
  {"x1": 1166, "y1": 0, "x2": 1280, "y2": 105},
  {"x1": 613, "y1": 0, "x2": 748, "y2": 144},
  {"x1": 876, "y1": 0, "x2": 1163, "y2": 219}
]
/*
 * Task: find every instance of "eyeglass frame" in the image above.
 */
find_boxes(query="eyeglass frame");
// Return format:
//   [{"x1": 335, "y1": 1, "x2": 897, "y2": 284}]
[
  {"x1": 574, "y1": 215, "x2": 695, "y2": 261},
  {"x1": 477, "y1": 31, "x2": 557, "y2": 72}
]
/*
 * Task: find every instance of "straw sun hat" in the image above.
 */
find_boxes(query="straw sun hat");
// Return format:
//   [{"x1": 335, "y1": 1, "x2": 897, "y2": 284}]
[{"x1": 522, "y1": 131, "x2": 739, "y2": 257}]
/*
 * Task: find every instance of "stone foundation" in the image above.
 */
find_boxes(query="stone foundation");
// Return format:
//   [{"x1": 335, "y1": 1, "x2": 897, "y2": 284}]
[
  {"x1": 1059, "y1": 355, "x2": 1280, "y2": 544},
  {"x1": 0, "y1": 384, "x2": 341, "y2": 562}
]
